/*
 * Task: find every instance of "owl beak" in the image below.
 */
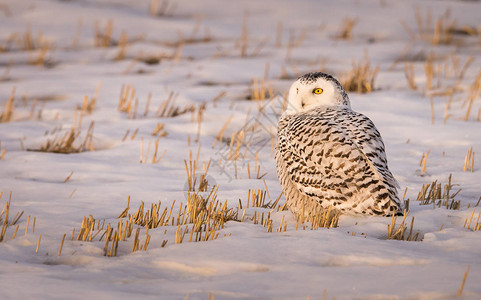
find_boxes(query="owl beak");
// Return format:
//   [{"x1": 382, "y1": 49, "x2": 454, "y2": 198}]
[{"x1": 299, "y1": 97, "x2": 306, "y2": 110}]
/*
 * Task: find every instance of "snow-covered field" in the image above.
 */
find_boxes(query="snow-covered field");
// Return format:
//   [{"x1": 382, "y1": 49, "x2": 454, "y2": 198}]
[{"x1": 1, "y1": 0, "x2": 481, "y2": 299}]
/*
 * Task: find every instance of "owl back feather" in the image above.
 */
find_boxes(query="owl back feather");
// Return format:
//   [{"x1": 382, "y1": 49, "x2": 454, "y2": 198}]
[{"x1": 276, "y1": 106, "x2": 401, "y2": 216}]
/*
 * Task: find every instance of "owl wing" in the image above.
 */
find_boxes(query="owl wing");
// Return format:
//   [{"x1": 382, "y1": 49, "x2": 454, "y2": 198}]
[
  {"x1": 340, "y1": 110, "x2": 400, "y2": 189},
  {"x1": 280, "y1": 108, "x2": 400, "y2": 214}
]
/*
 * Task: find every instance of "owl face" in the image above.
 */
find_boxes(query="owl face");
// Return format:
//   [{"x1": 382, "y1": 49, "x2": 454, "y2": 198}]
[{"x1": 285, "y1": 72, "x2": 350, "y2": 115}]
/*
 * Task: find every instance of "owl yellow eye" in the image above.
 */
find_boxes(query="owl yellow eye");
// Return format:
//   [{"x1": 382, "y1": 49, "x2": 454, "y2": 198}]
[{"x1": 313, "y1": 88, "x2": 323, "y2": 94}]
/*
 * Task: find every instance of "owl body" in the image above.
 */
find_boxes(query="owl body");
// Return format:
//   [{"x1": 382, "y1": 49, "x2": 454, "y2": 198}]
[{"x1": 276, "y1": 72, "x2": 401, "y2": 216}]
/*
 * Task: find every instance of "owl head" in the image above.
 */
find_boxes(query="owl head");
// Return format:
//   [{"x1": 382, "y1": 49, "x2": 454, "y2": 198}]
[{"x1": 284, "y1": 72, "x2": 350, "y2": 115}]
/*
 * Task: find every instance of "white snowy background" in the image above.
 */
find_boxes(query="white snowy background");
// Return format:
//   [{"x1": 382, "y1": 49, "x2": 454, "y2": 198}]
[{"x1": 1, "y1": 0, "x2": 481, "y2": 299}]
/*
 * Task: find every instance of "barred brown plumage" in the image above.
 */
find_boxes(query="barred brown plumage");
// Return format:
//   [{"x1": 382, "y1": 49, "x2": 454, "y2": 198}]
[{"x1": 276, "y1": 72, "x2": 402, "y2": 217}]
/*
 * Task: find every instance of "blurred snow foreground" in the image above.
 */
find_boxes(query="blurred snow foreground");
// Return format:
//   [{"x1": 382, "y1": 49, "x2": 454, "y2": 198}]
[{"x1": 0, "y1": 0, "x2": 481, "y2": 299}]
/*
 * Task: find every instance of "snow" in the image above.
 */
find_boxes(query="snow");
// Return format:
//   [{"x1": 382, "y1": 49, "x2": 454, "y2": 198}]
[{"x1": 1, "y1": 0, "x2": 481, "y2": 299}]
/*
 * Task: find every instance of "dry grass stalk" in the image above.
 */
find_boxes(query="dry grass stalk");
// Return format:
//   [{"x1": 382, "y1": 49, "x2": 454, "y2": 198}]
[
  {"x1": 25, "y1": 215, "x2": 30, "y2": 236},
  {"x1": 463, "y1": 70, "x2": 481, "y2": 121},
  {"x1": 121, "y1": 130, "x2": 130, "y2": 142},
  {"x1": 28, "y1": 44, "x2": 52, "y2": 67},
  {"x1": 417, "y1": 174, "x2": 461, "y2": 209},
  {"x1": 144, "y1": 93, "x2": 152, "y2": 116},
  {"x1": 152, "y1": 138, "x2": 166, "y2": 163},
  {"x1": 122, "y1": 52, "x2": 141, "y2": 75},
  {"x1": 463, "y1": 146, "x2": 475, "y2": 172},
  {"x1": 35, "y1": 234, "x2": 41, "y2": 253},
  {"x1": 195, "y1": 103, "x2": 206, "y2": 141},
  {"x1": 94, "y1": 20, "x2": 114, "y2": 47},
  {"x1": 58, "y1": 233, "x2": 66, "y2": 256},
  {"x1": 102, "y1": 224, "x2": 120, "y2": 256},
  {"x1": 185, "y1": 188, "x2": 237, "y2": 242},
  {"x1": 249, "y1": 77, "x2": 274, "y2": 101},
  {"x1": 457, "y1": 265, "x2": 470, "y2": 296},
  {"x1": 64, "y1": 171, "x2": 74, "y2": 183},
  {"x1": 276, "y1": 215, "x2": 287, "y2": 233},
  {"x1": 0, "y1": 33, "x2": 17, "y2": 52},
  {"x1": 404, "y1": 62, "x2": 417, "y2": 90},
  {"x1": 244, "y1": 189, "x2": 281, "y2": 209},
  {"x1": 130, "y1": 200, "x2": 166, "y2": 228},
  {"x1": 240, "y1": 12, "x2": 248, "y2": 57},
  {"x1": 289, "y1": 195, "x2": 339, "y2": 229},
  {"x1": 115, "y1": 31, "x2": 128, "y2": 60},
  {"x1": 118, "y1": 197, "x2": 130, "y2": 219},
  {"x1": 11, "y1": 225, "x2": 19, "y2": 239},
  {"x1": 263, "y1": 178, "x2": 271, "y2": 200},
  {"x1": 450, "y1": 55, "x2": 474, "y2": 81},
  {"x1": 419, "y1": 150, "x2": 430, "y2": 173},
  {"x1": 422, "y1": 54, "x2": 472, "y2": 101},
  {"x1": 79, "y1": 82, "x2": 101, "y2": 115},
  {"x1": 1, "y1": 192, "x2": 24, "y2": 242},
  {"x1": 156, "y1": 91, "x2": 195, "y2": 118},
  {"x1": 285, "y1": 28, "x2": 308, "y2": 61},
  {"x1": 417, "y1": 53, "x2": 480, "y2": 123},
  {"x1": 236, "y1": 12, "x2": 268, "y2": 58},
  {"x1": 130, "y1": 128, "x2": 139, "y2": 140},
  {"x1": 251, "y1": 153, "x2": 266, "y2": 180},
  {"x1": 172, "y1": 42, "x2": 184, "y2": 65},
  {"x1": 36, "y1": 112, "x2": 95, "y2": 153},
  {"x1": 212, "y1": 91, "x2": 226, "y2": 107},
  {"x1": 0, "y1": 60, "x2": 11, "y2": 81},
  {"x1": 212, "y1": 115, "x2": 232, "y2": 148},
  {"x1": 69, "y1": 216, "x2": 136, "y2": 257},
  {"x1": 424, "y1": 52, "x2": 434, "y2": 92},
  {"x1": 388, "y1": 44, "x2": 426, "y2": 71},
  {"x1": 0, "y1": 87, "x2": 15, "y2": 123},
  {"x1": 152, "y1": 122, "x2": 167, "y2": 137},
  {"x1": 76, "y1": 215, "x2": 96, "y2": 241},
  {"x1": 117, "y1": 186, "x2": 236, "y2": 247},
  {"x1": 444, "y1": 101, "x2": 453, "y2": 124},
  {"x1": 10, "y1": 212, "x2": 23, "y2": 226},
  {"x1": 464, "y1": 210, "x2": 481, "y2": 231},
  {"x1": 294, "y1": 204, "x2": 339, "y2": 231},
  {"x1": 387, "y1": 210, "x2": 420, "y2": 241},
  {"x1": 334, "y1": 17, "x2": 358, "y2": 40},
  {"x1": 98, "y1": 186, "x2": 337, "y2": 255},
  {"x1": 21, "y1": 28, "x2": 46, "y2": 50},
  {"x1": 143, "y1": 234, "x2": 151, "y2": 251},
  {"x1": 430, "y1": 10, "x2": 455, "y2": 45},
  {"x1": 80, "y1": 95, "x2": 95, "y2": 115},
  {"x1": 174, "y1": 19, "x2": 212, "y2": 46},
  {"x1": 118, "y1": 84, "x2": 138, "y2": 119},
  {"x1": 1, "y1": 27, "x2": 52, "y2": 52},
  {"x1": 185, "y1": 149, "x2": 211, "y2": 192},
  {"x1": 340, "y1": 54, "x2": 379, "y2": 93},
  {"x1": 226, "y1": 130, "x2": 245, "y2": 161},
  {"x1": 28, "y1": 98, "x2": 38, "y2": 119},
  {"x1": 140, "y1": 137, "x2": 166, "y2": 164},
  {"x1": 149, "y1": 0, "x2": 176, "y2": 17},
  {"x1": 67, "y1": 189, "x2": 76, "y2": 200},
  {"x1": 403, "y1": 8, "x2": 457, "y2": 45},
  {"x1": 0, "y1": 198, "x2": 9, "y2": 242},
  {"x1": 122, "y1": 128, "x2": 140, "y2": 142}
]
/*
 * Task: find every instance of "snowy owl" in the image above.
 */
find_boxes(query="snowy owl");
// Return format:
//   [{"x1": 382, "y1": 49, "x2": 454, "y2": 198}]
[{"x1": 276, "y1": 72, "x2": 402, "y2": 216}]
